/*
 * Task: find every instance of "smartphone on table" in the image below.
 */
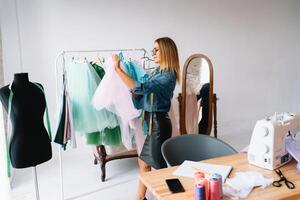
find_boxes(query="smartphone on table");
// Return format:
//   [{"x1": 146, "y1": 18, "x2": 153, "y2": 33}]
[{"x1": 165, "y1": 178, "x2": 185, "y2": 193}]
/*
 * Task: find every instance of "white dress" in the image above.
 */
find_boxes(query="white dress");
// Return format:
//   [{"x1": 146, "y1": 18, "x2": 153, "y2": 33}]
[{"x1": 92, "y1": 58, "x2": 139, "y2": 149}]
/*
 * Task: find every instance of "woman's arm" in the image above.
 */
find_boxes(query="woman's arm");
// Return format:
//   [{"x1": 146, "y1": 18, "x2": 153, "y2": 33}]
[
  {"x1": 112, "y1": 54, "x2": 175, "y2": 95},
  {"x1": 113, "y1": 54, "x2": 135, "y2": 89},
  {"x1": 116, "y1": 66, "x2": 135, "y2": 89}
]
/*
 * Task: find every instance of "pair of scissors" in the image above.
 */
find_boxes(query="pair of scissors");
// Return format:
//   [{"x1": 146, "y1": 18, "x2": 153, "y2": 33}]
[{"x1": 272, "y1": 169, "x2": 295, "y2": 189}]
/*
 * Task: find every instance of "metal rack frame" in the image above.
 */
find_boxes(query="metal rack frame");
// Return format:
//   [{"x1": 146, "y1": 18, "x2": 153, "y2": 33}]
[{"x1": 54, "y1": 48, "x2": 150, "y2": 200}]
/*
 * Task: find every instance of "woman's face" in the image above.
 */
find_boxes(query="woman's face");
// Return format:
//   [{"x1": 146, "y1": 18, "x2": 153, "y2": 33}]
[{"x1": 152, "y1": 42, "x2": 160, "y2": 64}]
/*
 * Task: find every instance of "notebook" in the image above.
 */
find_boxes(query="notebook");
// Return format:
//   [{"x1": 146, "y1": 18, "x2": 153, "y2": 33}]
[{"x1": 172, "y1": 160, "x2": 232, "y2": 183}]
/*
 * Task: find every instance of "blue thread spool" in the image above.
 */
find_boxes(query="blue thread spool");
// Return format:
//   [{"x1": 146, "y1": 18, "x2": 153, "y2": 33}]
[
  {"x1": 212, "y1": 173, "x2": 223, "y2": 197},
  {"x1": 194, "y1": 184, "x2": 206, "y2": 200}
]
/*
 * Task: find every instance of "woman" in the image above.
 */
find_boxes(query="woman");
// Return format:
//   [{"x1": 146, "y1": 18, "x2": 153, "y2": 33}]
[{"x1": 112, "y1": 37, "x2": 180, "y2": 200}]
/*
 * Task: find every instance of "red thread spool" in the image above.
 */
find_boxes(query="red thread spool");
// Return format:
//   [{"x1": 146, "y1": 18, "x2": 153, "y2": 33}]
[
  {"x1": 209, "y1": 178, "x2": 221, "y2": 200},
  {"x1": 194, "y1": 172, "x2": 205, "y2": 185}
]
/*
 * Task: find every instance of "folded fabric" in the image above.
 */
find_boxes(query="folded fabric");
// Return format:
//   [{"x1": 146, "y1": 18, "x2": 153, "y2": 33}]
[
  {"x1": 224, "y1": 171, "x2": 273, "y2": 199},
  {"x1": 285, "y1": 137, "x2": 300, "y2": 163}
]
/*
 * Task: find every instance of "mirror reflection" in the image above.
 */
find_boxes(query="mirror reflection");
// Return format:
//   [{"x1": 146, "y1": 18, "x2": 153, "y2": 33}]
[{"x1": 185, "y1": 57, "x2": 210, "y2": 134}]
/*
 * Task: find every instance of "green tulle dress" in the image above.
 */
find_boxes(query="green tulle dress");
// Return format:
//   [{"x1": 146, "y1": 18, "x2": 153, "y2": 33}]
[{"x1": 65, "y1": 61, "x2": 121, "y2": 146}]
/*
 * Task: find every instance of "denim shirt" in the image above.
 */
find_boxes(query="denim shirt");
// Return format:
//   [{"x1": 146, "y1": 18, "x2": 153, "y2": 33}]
[{"x1": 131, "y1": 68, "x2": 176, "y2": 112}]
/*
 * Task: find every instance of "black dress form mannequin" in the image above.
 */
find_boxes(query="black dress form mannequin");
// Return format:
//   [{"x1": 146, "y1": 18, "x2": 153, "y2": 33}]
[{"x1": 0, "y1": 73, "x2": 52, "y2": 168}]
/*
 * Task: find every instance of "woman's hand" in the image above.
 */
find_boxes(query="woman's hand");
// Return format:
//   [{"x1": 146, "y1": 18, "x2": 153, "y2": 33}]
[
  {"x1": 111, "y1": 54, "x2": 135, "y2": 89},
  {"x1": 112, "y1": 54, "x2": 121, "y2": 72}
]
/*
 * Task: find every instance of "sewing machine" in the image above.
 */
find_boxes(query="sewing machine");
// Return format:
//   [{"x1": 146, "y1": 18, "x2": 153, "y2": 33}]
[{"x1": 248, "y1": 112, "x2": 300, "y2": 170}]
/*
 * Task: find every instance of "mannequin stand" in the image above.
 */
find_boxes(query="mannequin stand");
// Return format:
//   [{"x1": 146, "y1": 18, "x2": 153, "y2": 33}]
[{"x1": 32, "y1": 167, "x2": 40, "y2": 200}]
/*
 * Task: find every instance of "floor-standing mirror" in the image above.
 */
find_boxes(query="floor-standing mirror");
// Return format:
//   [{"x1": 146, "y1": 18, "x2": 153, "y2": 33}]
[{"x1": 178, "y1": 54, "x2": 218, "y2": 137}]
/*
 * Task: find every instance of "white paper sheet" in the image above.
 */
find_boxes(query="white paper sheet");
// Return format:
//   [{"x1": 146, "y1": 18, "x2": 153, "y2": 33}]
[{"x1": 173, "y1": 160, "x2": 232, "y2": 182}]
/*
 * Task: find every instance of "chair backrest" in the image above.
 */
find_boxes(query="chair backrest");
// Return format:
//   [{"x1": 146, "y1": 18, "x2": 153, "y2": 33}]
[{"x1": 161, "y1": 134, "x2": 237, "y2": 166}]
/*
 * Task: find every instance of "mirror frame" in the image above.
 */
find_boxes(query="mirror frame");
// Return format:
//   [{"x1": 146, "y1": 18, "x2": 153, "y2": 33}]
[{"x1": 179, "y1": 54, "x2": 214, "y2": 135}]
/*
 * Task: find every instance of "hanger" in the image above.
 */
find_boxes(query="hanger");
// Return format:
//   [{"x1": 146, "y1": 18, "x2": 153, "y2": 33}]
[
  {"x1": 141, "y1": 56, "x2": 154, "y2": 62},
  {"x1": 90, "y1": 53, "x2": 103, "y2": 66},
  {"x1": 71, "y1": 55, "x2": 87, "y2": 63},
  {"x1": 128, "y1": 51, "x2": 133, "y2": 61},
  {"x1": 147, "y1": 59, "x2": 151, "y2": 69},
  {"x1": 96, "y1": 53, "x2": 105, "y2": 65},
  {"x1": 141, "y1": 54, "x2": 154, "y2": 70}
]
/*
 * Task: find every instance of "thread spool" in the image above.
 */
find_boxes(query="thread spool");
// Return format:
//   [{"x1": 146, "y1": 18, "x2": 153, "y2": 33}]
[
  {"x1": 211, "y1": 173, "x2": 223, "y2": 197},
  {"x1": 209, "y1": 178, "x2": 221, "y2": 200},
  {"x1": 197, "y1": 178, "x2": 209, "y2": 200},
  {"x1": 194, "y1": 172, "x2": 205, "y2": 185},
  {"x1": 194, "y1": 184, "x2": 206, "y2": 200}
]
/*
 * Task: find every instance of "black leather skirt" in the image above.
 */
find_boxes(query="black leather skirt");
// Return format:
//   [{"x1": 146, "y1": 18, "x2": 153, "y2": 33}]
[{"x1": 140, "y1": 111, "x2": 172, "y2": 169}]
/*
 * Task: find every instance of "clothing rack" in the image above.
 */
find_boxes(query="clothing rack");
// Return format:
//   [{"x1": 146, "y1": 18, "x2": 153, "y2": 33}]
[{"x1": 55, "y1": 48, "x2": 150, "y2": 200}]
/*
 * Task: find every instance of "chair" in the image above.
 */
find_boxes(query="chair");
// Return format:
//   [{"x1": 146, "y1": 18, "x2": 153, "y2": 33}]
[{"x1": 161, "y1": 134, "x2": 237, "y2": 166}]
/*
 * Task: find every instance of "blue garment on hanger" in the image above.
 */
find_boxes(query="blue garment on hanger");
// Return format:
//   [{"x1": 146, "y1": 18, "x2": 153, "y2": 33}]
[
  {"x1": 119, "y1": 52, "x2": 148, "y2": 83},
  {"x1": 128, "y1": 61, "x2": 149, "y2": 83}
]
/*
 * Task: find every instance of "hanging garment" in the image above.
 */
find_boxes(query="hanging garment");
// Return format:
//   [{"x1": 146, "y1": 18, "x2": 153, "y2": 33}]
[
  {"x1": 90, "y1": 62, "x2": 105, "y2": 79},
  {"x1": 54, "y1": 78, "x2": 67, "y2": 149},
  {"x1": 54, "y1": 74, "x2": 77, "y2": 149},
  {"x1": 92, "y1": 58, "x2": 140, "y2": 149},
  {"x1": 65, "y1": 60, "x2": 119, "y2": 134},
  {"x1": 85, "y1": 62, "x2": 122, "y2": 146},
  {"x1": 119, "y1": 52, "x2": 148, "y2": 83},
  {"x1": 85, "y1": 126, "x2": 121, "y2": 146},
  {"x1": 66, "y1": 91, "x2": 77, "y2": 148},
  {"x1": 120, "y1": 56, "x2": 149, "y2": 131},
  {"x1": 63, "y1": 97, "x2": 71, "y2": 144},
  {"x1": 169, "y1": 102, "x2": 179, "y2": 137},
  {"x1": 185, "y1": 94, "x2": 199, "y2": 134}
]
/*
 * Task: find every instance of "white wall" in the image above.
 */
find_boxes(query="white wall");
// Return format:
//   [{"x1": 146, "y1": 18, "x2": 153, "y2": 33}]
[
  {"x1": 0, "y1": 27, "x2": 11, "y2": 200},
  {"x1": 292, "y1": 0, "x2": 300, "y2": 112},
  {"x1": 1, "y1": 0, "x2": 300, "y2": 137}
]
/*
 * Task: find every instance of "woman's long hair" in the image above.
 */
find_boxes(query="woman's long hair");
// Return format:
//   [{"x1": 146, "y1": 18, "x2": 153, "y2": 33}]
[{"x1": 155, "y1": 37, "x2": 180, "y2": 82}]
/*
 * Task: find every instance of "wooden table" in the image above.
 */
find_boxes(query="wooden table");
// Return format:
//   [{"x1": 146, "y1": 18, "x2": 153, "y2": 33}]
[{"x1": 139, "y1": 153, "x2": 300, "y2": 200}]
